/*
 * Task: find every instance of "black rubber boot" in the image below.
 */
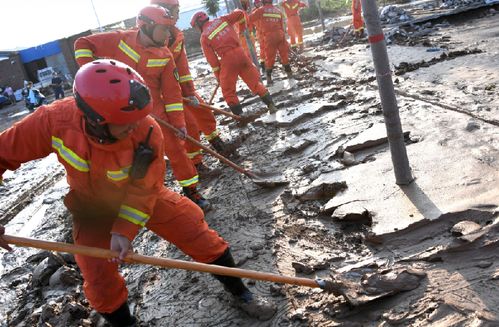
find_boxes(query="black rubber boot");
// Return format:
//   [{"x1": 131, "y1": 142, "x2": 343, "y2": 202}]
[
  {"x1": 283, "y1": 64, "x2": 293, "y2": 79},
  {"x1": 228, "y1": 103, "x2": 243, "y2": 116},
  {"x1": 210, "y1": 248, "x2": 249, "y2": 296},
  {"x1": 100, "y1": 302, "x2": 137, "y2": 327},
  {"x1": 183, "y1": 186, "x2": 212, "y2": 212},
  {"x1": 260, "y1": 93, "x2": 278, "y2": 114},
  {"x1": 259, "y1": 61, "x2": 265, "y2": 74},
  {"x1": 210, "y1": 248, "x2": 277, "y2": 321},
  {"x1": 265, "y1": 69, "x2": 273, "y2": 86}
]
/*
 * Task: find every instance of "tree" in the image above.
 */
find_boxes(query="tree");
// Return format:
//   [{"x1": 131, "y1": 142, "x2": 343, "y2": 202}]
[{"x1": 203, "y1": 0, "x2": 220, "y2": 17}]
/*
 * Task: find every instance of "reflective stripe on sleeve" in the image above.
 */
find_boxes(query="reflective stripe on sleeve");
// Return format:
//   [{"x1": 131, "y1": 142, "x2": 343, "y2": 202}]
[
  {"x1": 179, "y1": 175, "x2": 199, "y2": 187},
  {"x1": 75, "y1": 49, "x2": 94, "y2": 59},
  {"x1": 205, "y1": 129, "x2": 219, "y2": 141},
  {"x1": 165, "y1": 103, "x2": 184, "y2": 112},
  {"x1": 51, "y1": 136, "x2": 90, "y2": 172},
  {"x1": 118, "y1": 205, "x2": 150, "y2": 226},
  {"x1": 107, "y1": 166, "x2": 131, "y2": 182},
  {"x1": 118, "y1": 40, "x2": 140, "y2": 63},
  {"x1": 187, "y1": 150, "x2": 203, "y2": 159},
  {"x1": 147, "y1": 58, "x2": 170, "y2": 68},
  {"x1": 179, "y1": 75, "x2": 193, "y2": 83}
]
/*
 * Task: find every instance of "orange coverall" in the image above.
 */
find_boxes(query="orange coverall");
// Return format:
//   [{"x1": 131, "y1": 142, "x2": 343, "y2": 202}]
[
  {"x1": 74, "y1": 30, "x2": 200, "y2": 188},
  {"x1": 0, "y1": 100, "x2": 228, "y2": 313},
  {"x1": 253, "y1": 16, "x2": 267, "y2": 66},
  {"x1": 352, "y1": 0, "x2": 364, "y2": 33},
  {"x1": 281, "y1": 0, "x2": 307, "y2": 49},
  {"x1": 200, "y1": 9, "x2": 268, "y2": 107},
  {"x1": 169, "y1": 27, "x2": 220, "y2": 165},
  {"x1": 250, "y1": 4, "x2": 290, "y2": 71}
]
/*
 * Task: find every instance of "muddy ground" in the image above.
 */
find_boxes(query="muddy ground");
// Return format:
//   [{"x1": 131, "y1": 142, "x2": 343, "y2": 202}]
[{"x1": 0, "y1": 3, "x2": 498, "y2": 327}]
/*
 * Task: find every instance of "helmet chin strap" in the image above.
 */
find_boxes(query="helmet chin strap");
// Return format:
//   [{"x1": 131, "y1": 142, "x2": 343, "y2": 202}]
[{"x1": 83, "y1": 117, "x2": 117, "y2": 144}]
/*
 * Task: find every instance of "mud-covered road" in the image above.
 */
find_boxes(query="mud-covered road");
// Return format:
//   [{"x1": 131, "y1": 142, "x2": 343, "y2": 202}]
[{"x1": 0, "y1": 3, "x2": 498, "y2": 327}]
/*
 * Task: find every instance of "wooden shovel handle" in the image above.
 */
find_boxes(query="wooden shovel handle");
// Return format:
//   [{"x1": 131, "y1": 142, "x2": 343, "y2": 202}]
[
  {"x1": 151, "y1": 115, "x2": 257, "y2": 179},
  {"x1": 183, "y1": 97, "x2": 242, "y2": 121},
  {"x1": 3, "y1": 235, "x2": 320, "y2": 289},
  {"x1": 208, "y1": 83, "x2": 219, "y2": 105}
]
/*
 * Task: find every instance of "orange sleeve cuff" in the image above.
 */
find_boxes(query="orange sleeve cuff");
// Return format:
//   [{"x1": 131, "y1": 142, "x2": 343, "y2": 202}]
[{"x1": 111, "y1": 218, "x2": 141, "y2": 242}]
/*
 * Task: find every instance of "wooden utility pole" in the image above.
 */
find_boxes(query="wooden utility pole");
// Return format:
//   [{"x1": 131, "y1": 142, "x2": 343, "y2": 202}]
[
  {"x1": 316, "y1": 0, "x2": 325, "y2": 32},
  {"x1": 360, "y1": 0, "x2": 413, "y2": 185}
]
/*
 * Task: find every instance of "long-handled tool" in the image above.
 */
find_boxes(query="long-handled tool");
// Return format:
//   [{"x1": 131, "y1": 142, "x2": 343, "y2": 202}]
[
  {"x1": 3, "y1": 234, "x2": 325, "y2": 289},
  {"x1": 152, "y1": 115, "x2": 288, "y2": 188},
  {"x1": 208, "y1": 83, "x2": 219, "y2": 105},
  {"x1": 183, "y1": 97, "x2": 241, "y2": 121}
]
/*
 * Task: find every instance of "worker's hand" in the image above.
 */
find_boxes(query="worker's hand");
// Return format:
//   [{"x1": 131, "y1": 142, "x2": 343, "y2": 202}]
[
  {"x1": 0, "y1": 225, "x2": 13, "y2": 251},
  {"x1": 176, "y1": 127, "x2": 187, "y2": 140},
  {"x1": 110, "y1": 233, "x2": 132, "y2": 263},
  {"x1": 186, "y1": 96, "x2": 200, "y2": 107}
]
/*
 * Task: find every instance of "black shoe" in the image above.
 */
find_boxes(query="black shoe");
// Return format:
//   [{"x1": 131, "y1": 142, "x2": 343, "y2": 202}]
[
  {"x1": 100, "y1": 302, "x2": 137, "y2": 327},
  {"x1": 265, "y1": 69, "x2": 273, "y2": 86},
  {"x1": 195, "y1": 162, "x2": 222, "y2": 180},
  {"x1": 260, "y1": 93, "x2": 278, "y2": 114},
  {"x1": 234, "y1": 290, "x2": 277, "y2": 321},
  {"x1": 183, "y1": 186, "x2": 212, "y2": 212},
  {"x1": 228, "y1": 104, "x2": 243, "y2": 116}
]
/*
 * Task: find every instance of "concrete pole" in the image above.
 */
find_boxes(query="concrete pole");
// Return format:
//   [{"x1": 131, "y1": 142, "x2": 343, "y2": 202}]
[
  {"x1": 317, "y1": 0, "x2": 325, "y2": 33},
  {"x1": 360, "y1": 0, "x2": 413, "y2": 185}
]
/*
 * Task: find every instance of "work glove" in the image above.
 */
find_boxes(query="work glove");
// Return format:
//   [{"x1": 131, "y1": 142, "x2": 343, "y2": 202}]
[
  {"x1": 110, "y1": 232, "x2": 132, "y2": 263},
  {"x1": 176, "y1": 127, "x2": 187, "y2": 140},
  {"x1": 186, "y1": 96, "x2": 200, "y2": 107},
  {"x1": 0, "y1": 225, "x2": 13, "y2": 251}
]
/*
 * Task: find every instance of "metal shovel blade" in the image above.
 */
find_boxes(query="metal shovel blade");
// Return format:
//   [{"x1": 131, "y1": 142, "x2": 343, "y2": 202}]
[{"x1": 249, "y1": 171, "x2": 289, "y2": 188}]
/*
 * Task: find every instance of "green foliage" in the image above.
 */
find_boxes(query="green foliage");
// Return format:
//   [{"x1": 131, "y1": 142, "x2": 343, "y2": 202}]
[{"x1": 203, "y1": 0, "x2": 220, "y2": 17}]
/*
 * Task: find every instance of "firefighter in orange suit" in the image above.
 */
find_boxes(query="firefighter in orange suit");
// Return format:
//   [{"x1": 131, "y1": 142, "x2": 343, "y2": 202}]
[
  {"x1": 0, "y1": 60, "x2": 276, "y2": 326},
  {"x1": 253, "y1": 0, "x2": 267, "y2": 72},
  {"x1": 352, "y1": 0, "x2": 364, "y2": 37},
  {"x1": 281, "y1": 0, "x2": 307, "y2": 51},
  {"x1": 74, "y1": 5, "x2": 211, "y2": 211},
  {"x1": 249, "y1": 0, "x2": 293, "y2": 86},
  {"x1": 149, "y1": 0, "x2": 236, "y2": 163},
  {"x1": 191, "y1": 10, "x2": 278, "y2": 116}
]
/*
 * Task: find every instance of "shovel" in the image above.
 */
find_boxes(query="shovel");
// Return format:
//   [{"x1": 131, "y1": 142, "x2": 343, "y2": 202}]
[
  {"x1": 152, "y1": 115, "x2": 288, "y2": 188},
  {"x1": 183, "y1": 98, "x2": 262, "y2": 125},
  {"x1": 3, "y1": 234, "x2": 326, "y2": 289}
]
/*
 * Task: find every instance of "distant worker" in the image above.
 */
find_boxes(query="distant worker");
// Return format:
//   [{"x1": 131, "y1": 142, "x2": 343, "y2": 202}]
[
  {"x1": 252, "y1": 0, "x2": 267, "y2": 72},
  {"x1": 3, "y1": 86, "x2": 16, "y2": 105},
  {"x1": 51, "y1": 72, "x2": 65, "y2": 100},
  {"x1": 250, "y1": 0, "x2": 293, "y2": 85},
  {"x1": 0, "y1": 59, "x2": 277, "y2": 326},
  {"x1": 74, "y1": 5, "x2": 211, "y2": 211},
  {"x1": 191, "y1": 10, "x2": 278, "y2": 116},
  {"x1": 235, "y1": 0, "x2": 257, "y2": 61},
  {"x1": 150, "y1": 0, "x2": 238, "y2": 160},
  {"x1": 26, "y1": 82, "x2": 46, "y2": 111},
  {"x1": 281, "y1": 0, "x2": 307, "y2": 52},
  {"x1": 352, "y1": 0, "x2": 364, "y2": 38}
]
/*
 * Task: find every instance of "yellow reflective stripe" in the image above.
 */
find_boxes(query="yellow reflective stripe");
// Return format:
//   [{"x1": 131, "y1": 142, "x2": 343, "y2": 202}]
[
  {"x1": 165, "y1": 103, "x2": 183, "y2": 112},
  {"x1": 118, "y1": 205, "x2": 150, "y2": 227},
  {"x1": 179, "y1": 175, "x2": 199, "y2": 187},
  {"x1": 205, "y1": 129, "x2": 219, "y2": 141},
  {"x1": 118, "y1": 40, "x2": 140, "y2": 63},
  {"x1": 75, "y1": 49, "x2": 94, "y2": 59},
  {"x1": 284, "y1": 3, "x2": 291, "y2": 8},
  {"x1": 208, "y1": 21, "x2": 228, "y2": 40},
  {"x1": 238, "y1": 17, "x2": 246, "y2": 24},
  {"x1": 146, "y1": 58, "x2": 170, "y2": 68},
  {"x1": 292, "y1": 4, "x2": 299, "y2": 9},
  {"x1": 263, "y1": 13, "x2": 282, "y2": 19},
  {"x1": 179, "y1": 75, "x2": 193, "y2": 83},
  {"x1": 187, "y1": 150, "x2": 203, "y2": 159},
  {"x1": 51, "y1": 136, "x2": 90, "y2": 172},
  {"x1": 174, "y1": 42, "x2": 183, "y2": 53},
  {"x1": 107, "y1": 166, "x2": 131, "y2": 182},
  {"x1": 212, "y1": 67, "x2": 220, "y2": 72}
]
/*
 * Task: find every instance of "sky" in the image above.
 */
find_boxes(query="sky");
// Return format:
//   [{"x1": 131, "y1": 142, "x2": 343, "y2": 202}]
[{"x1": 1, "y1": 0, "x2": 204, "y2": 51}]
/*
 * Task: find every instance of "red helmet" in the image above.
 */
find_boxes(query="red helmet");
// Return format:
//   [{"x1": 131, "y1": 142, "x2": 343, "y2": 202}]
[
  {"x1": 150, "y1": 0, "x2": 179, "y2": 7},
  {"x1": 190, "y1": 11, "x2": 209, "y2": 28},
  {"x1": 74, "y1": 59, "x2": 152, "y2": 125},
  {"x1": 136, "y1": 5, "x2": 175, "y2": 29},
  {"x1": 254, "y1": 0, "x2": 262, "y2": 6}
]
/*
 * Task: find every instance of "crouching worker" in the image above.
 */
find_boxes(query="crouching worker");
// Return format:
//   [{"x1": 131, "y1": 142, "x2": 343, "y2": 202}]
[{"x1": 0, "y1": 60, "x2": 276, "y2": 326}]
